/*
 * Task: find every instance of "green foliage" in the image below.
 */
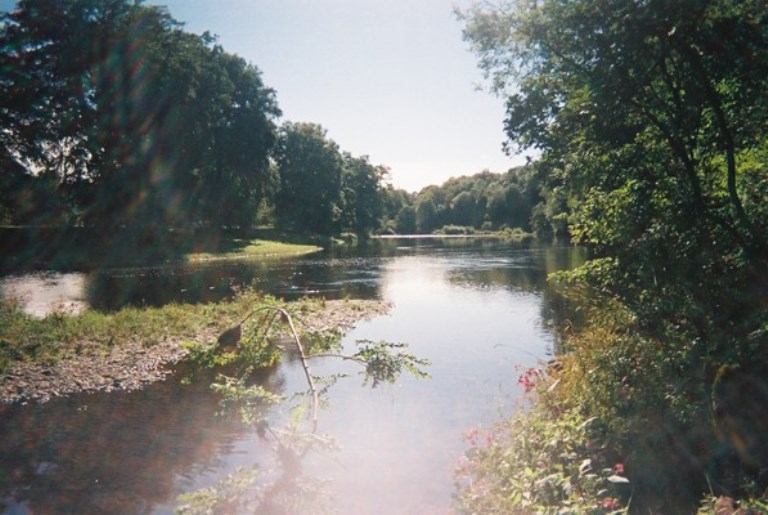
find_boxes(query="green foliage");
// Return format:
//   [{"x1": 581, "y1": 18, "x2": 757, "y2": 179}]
[
  {"x1": 380, "y1": 186, "x2": 415, "y2": 233},
  {"x1": 393, "y1": 204, "x2": 417, "y2": 234},
  {"x1": 274, "y1": 122, "x2": 343, "y2": 235},
  {"x1": 177, "y1": 467, "x2": 262, "y2": 515},
  {"x1": 177, "y1": 307, "x2": 430, "y2": 514},
  {"x1": 459, "y1": 2, "x2": 768, "y2": 506},
  {"x1": 351, "y1": 340, "x2": 430, "y2": 388},
  {"x1": 211, "y1": 375, "x2": 284, "y2": 425},
  {"x1": 391, "y1": 166, "x2": 558, "y2": 235},
  {"x1": 0, "y1": 0, "x2": 280, "y2": 231},
  {"x1": 433, "y1": 225, "x2": 476, "y2": 235},
  {"x1": 460, "y1": 0, "x2": 768, "y2": 268},
  {"x1": 176, "y1": 464, "x2": 334, "y2": 515},
  {"x1": 338, "y1": 154, "x2": 387, "y2": 238},
  {"x1": 262, "y1": 147, "x2": 393, "y2": 239},
  {"x1": 455, "y1": 405, "x2": 629, "y2": 514}
]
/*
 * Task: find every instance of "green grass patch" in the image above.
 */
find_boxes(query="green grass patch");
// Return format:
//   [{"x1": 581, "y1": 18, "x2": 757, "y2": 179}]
[
  {"x1": 0, "y1": 289, "x2": 329, "y2": 375},
  {"x1": 186, "y1": 238, "x2": 322, "y2": 262}
]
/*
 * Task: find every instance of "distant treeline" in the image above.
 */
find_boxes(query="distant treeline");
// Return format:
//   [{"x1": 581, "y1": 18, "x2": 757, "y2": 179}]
[
  {"x1": 0, "y1": 0, "x2": 565, "y2": 240},
  {"x1": 380, "y1": 166, "x2": 567, "y2": 236}
]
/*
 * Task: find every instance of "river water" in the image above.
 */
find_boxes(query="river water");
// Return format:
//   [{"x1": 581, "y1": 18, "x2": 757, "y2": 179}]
[{"x1": 0, "y1": 237, "x2": 585, "y2": 514}]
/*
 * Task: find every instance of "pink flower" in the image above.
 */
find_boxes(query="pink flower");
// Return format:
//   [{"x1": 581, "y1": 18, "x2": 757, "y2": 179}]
[
  {"x1": 517, "y1": 367, "x2": 539, "y2": 393},
  {"x1": 602, "y1": 497, "x2": 620, "y2": 510},
  {"x1": 613, "y1": 463, "x2": 625, "y2": 475}
]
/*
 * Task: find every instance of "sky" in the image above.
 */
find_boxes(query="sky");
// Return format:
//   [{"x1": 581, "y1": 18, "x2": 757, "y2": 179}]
[{"x1": 1, "y1": 0, "x2": 528, "y2": 192}]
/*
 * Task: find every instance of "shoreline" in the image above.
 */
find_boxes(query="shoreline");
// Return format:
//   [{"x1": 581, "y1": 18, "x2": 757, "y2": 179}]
[{"x1": 0, "y1": 299, "x2": 391, "y2": 405}]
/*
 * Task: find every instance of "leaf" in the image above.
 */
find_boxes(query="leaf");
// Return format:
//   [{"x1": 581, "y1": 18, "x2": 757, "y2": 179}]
[{"x1": 607, "y1": 474, "x2": 630, "y2": 484}]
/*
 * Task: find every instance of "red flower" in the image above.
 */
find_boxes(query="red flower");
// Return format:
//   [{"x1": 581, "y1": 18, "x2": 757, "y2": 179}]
[{"x1": 613, "y1": 463, "x2": 625, "y2": 475}]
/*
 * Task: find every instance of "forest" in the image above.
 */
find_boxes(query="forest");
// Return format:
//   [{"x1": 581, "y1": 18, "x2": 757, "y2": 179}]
[
  {"x1": 0, "y1": 0, "x2": 552, "y2": 246},
  {"x1": 0, "y1": 1, "x2": 386, "y2": 241}
]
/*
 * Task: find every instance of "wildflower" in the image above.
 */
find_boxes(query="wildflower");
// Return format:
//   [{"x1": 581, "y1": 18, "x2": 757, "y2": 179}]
[
  {"x1": 602, "y1": 497, "x2": 620, "y2": 510},
  {"x1": 517, "y1": 367, "x2": 539, "y2": 393},
  {"x1": 613, "y1": 463, "x2": 624, "y2": 475},
  {"x1": 465, "y1": 427, "x2": 480, "y2": 446}
]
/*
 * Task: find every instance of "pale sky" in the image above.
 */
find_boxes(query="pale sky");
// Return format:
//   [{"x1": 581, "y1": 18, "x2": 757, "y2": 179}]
[{"x1": 2, "y1": 0, "x2": 528, "y2": 192}]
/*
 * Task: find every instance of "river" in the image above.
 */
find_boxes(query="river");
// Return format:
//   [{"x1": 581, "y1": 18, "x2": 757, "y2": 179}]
[{"x1": 0, "y1": 237, "x2": 585, "y2": 514}]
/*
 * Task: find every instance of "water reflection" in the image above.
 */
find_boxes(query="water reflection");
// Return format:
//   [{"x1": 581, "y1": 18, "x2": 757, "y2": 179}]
[
  {"x1": 0, "y1": 272, "x2": 88, "y2": 316},
  {"x1": 0, "y1": 255, "x2": 387, "y2": 316},
  {"x1": 0, "y1": 239, "x2": 585, "y2": 513},
  {"x1": 0, "y1": 365, "x2": 285, "y2": 513}
]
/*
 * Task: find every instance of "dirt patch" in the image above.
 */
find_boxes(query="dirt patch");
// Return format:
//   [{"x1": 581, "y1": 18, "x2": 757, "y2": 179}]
[{"x1": 0, "y1": 299, "x2": 392, "y2": 404}]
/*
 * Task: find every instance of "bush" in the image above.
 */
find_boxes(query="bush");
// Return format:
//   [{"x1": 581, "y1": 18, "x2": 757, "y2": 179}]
[
  {"x1": 433, "y1": 225, "x2": 476, "y2": 235},
  {"x1": 455, "y1": 389, "x2": 630, "y2": 513}
]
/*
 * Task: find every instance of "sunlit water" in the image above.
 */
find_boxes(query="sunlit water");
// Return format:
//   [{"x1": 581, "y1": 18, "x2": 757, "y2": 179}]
[{"x1": 0, "y1": 238, "x2": 585, "y2": 514}]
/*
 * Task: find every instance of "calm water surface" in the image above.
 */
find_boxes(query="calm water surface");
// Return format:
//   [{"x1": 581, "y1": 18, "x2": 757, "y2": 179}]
[{"x1": 0, "y1": 238, "x2": 585, "y2": 514}]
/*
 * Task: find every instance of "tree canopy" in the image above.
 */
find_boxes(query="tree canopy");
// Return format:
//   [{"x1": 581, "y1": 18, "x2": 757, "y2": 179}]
[
  {"x1": 1, "y1": 0, "x2": 396, "y2": 241},
  {"x1": 460, "y1": 0, "x2": 768, "y2": 314},
  {"x1": 460, "y1": 1, "x2": 768, "y2": 505},
  {"x1": 0, "y1": 0, "x2": 280, "y2": 232}
]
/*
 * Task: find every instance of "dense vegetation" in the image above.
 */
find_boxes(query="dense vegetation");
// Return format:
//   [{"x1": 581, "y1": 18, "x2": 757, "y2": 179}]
[
  {"x1": 8, "y1": 0, "x2": 768, "y2": 510},
  {"x1": 0, "y1": 0, "x2": 392, "y2": 242},
  {"x1": 455, "y1": 0, "x2": 768, "y2": 511},
  {"x1": 0, "y1": 0, "x2": 556, "y2": 249},
  {"x1": 381, "y1": 165, "x2": 567, "y2": 236}
]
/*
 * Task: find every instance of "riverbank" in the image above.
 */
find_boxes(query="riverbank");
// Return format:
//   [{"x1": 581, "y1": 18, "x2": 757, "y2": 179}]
[
  {"x1": 0, "y1": 225, "x2": 325, "y2": 272},
  {"x1": 0, "y1": 295, "x2": 391, "y2": 404},
  {"x1": 454, "y1": 287, "x2": 768, "y2": 514},
  {"x1": 186, "y1": 238, "x2": 321, "y2": 262}
]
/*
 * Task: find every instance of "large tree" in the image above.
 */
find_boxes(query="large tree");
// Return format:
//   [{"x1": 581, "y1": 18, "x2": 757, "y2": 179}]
[
  {"x1": 274, "y1": 122, "x2": 343, "y2": 235},
  {"x1": 0, "y1": 0, "x2": 280, "y2": 230},
  {"x1": 339, "y1": 153, "x2": 387, "y2": 238},
  {"x1": 460, "y1": 0, "x2": 768, "y2": 307}
]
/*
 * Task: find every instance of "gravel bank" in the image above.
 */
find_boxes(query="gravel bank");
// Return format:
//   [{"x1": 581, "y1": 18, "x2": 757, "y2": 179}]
[{"x1": 1, "y1": 299, "x2": 391, "y2": 404}]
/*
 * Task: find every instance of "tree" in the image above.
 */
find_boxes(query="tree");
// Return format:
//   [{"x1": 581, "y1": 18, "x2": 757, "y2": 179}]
[
  {"x1": 338, "y1": 154, "x2": 387, "y2": 238},
  {"x1": 394, "y1": 205, "x2": 416, "y2": 234},
  {"x1": 188, "y1": 51, "x2": 280, "y2": 230},
  {"x1": 380, "y1": 185, "x2": 413, "y2": 234},
  {"x1": 415, "y1": 196, "x2": 438, "y2": 234},
  {"x1": 0, "y1": 0, "x2": 280, "y2": 232},
  {"x1": 460, "y1": 2, "x2": 768, "y2": 503},
  {"x1": 459, "y1": 0, "x2": 768, "y2": 271},
  {"x1": 274, "y1": 123, "x2": 343, "y2": 235}
]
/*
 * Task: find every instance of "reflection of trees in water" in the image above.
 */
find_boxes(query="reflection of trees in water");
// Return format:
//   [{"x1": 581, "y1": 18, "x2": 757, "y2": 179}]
[
  {"x1": 445, "y1": 246, "x2": 587, "y2": 355},
  {"x1": 84, "y1": 256, "x2": 384, "y2": 312},
  {"x1": 446, "y1": 246, "x2": 585, "y2": 294},
  {"x1": 85, "y1": 262, "x2": 272, "y2": 312},
  {"x1": 0, "y1": 363, "x2": 285, "y2": 513},
  {"x1": 177, "y1": 308, "x2": 430, "y2": 514}
]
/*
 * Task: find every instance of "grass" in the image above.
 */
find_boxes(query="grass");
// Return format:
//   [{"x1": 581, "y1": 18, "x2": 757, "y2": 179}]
[
  {"x1": 0, "y1": 289, "x2": 332, "y2": 376},
  {"x1": 186, "y1": 238, "x2": 322, "y2": 262}
]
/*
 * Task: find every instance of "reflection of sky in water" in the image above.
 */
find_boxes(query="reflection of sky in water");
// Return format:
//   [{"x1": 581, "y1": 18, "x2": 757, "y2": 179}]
[
  {"x1": 271, "y1": 251, "x2": 562, "y2": 514},
  {"x1": 0, "y1": 272, "x2": 88, "y2": 316},
  {"x1": 0, "y1": 240, "x2": 583, "y2": 513}
]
